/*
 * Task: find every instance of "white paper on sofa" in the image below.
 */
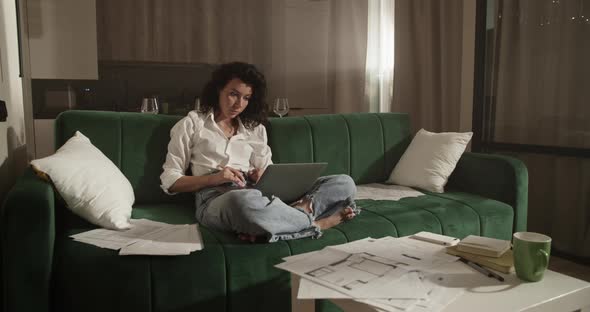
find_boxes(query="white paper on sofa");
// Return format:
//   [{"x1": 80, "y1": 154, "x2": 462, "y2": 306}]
[
  {"x1": 355, "y1": 183, "x2": 425, "y2": 201},
  {"x1": 70, "y1": 218, "x2": 203, "y2": 255},
  {"x1": 119, "y1": 223, "x2": 203, "y2": 256}
]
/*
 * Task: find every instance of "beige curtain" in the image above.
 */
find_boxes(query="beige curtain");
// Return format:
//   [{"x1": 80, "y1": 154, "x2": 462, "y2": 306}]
[
  {"x1": 491, "y1": 0, "x2": 590, "y2": 257},
  {"x1": 157, "y1": 0, "x2": 274, "y2": 65},
  {"x1": 97, "y1": 0, "x2": 369, "y2": 114},
  {"x1": 97, "y1": 0, "x2": 273, "y2": 64},
  {"x1": 328, "y1": 0, "x2": 370, "y2": 113},
  {"x1": 391, "y1": 0, "x2": 464, "y2": 132}
]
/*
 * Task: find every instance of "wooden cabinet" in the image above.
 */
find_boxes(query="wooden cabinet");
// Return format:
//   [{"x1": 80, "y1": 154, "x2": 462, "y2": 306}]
[{"x1": 26, "y1": 0, "x2": 98, "y2": 79}]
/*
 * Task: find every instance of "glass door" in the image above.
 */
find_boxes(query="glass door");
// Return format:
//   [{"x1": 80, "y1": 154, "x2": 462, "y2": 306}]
[{"x1": 475, "y1": 0, "x2": 590, "y2": 259}]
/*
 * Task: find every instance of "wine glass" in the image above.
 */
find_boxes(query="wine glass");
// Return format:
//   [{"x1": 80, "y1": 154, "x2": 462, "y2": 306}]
[
  {"x1": 140, "y1": 97, "x2": 159, "y2": 114},
  {"x1": 194, "y1": 97, "x2": 201, "y2": 111},
  {"x1": 273, "y1": 98, "x2": 289, "y2": 118}
]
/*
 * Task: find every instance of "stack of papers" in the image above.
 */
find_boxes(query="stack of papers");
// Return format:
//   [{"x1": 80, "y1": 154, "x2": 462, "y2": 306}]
[
  {"x1": 456, "y1": 235, "x2": 511, "y2": 258},
  {"x1": 276, "y1": 236, "x2": 464, "y2": 312},
  {"x1": 70, "y1": 219, "x2": 203, "y2": 255},
  {"x1": 446, "y1": 245, "x2": 514, "y2": 273}
]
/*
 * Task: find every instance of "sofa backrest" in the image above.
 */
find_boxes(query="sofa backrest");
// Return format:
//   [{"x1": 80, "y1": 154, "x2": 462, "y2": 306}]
[
  {"x1": 266, "y1": 113, "x2": 411, "y2": 184},
  {"x1": 55, "y1": 111, "x2": 411, "y2": 204}
]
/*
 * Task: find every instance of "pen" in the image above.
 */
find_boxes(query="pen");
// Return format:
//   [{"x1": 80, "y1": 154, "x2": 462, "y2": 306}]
[{"x1": 459, "y1": 258, "x2": 504, "y2": 282}]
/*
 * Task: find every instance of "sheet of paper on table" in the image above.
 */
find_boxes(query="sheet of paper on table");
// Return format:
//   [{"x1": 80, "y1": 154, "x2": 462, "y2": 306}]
[
  {"x1": 279, "y1": 236, "x2": 464, "y2": 312},
  {"x1": 284, "y1": 236, "x2": 458, "y2": 271},
  {"x1": 277, "y1": 247, "x2": 430, "y2": 299}
]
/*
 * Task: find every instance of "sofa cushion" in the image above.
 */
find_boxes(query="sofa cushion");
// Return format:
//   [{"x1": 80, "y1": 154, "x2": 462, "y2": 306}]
[
  {"x1": 150, "y1": 227, "x2": 226, "y2": 312},
  {"x1": 132, "y1": 202, "x2": 196, "y2": 224},
  {"x1": 120, "y1": 113, "x2": 189, "y2": 205},
  {"x1": 305, "y1": 114, "x2": 350, "y2": 176},
  {"x1": 54, "y1": 205, "x2": 227, "y2": 312},
  {"x1": 32, "y1": 131, "x2": 134, "y2": 230},
  {"x1": 52, "y1": 231, "x2": 152, "y2": 312},
  {"x1": 333, "y1": 209, "x2": 399, "y2": 240},
  {"x1": 135, "y1": 203, "x2": 297, "y2": 312},
  {"x1": 356, "y1": 193, "x2": 514, "y2": 240},
  {"x1": 267, "y1": 116, "x2": 314, "y2": 164},
  {"x1": 134, "y1": 204, "x2": 228, "y2": 312},
  {"x1": 341, "y1": 114, "x2": 386, "y2": 184},
  {"x1": 55, "y1": 110, "x2": 122, "y2": 166},
  {"x1": 424, "y1": 191, "x2": 514, "y2": 240},
  {"x1": 387, "y1": 129, "x2": 472, "y2": 193},
  {"x1": 286, "y1": 227, "x2": 348, "y2": 256},
  {"x1": 206, "y1": 230, "x2": 293, "y2": 312}
]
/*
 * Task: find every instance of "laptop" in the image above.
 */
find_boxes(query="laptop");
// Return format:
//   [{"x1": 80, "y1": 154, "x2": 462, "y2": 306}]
[{"x1": 251, "y1": 162, "x2": 328, "y2": 203}]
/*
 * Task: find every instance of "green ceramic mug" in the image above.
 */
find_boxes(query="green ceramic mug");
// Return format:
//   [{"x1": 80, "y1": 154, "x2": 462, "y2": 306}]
[{"x1": 513, "y1": 232, "x2": 552, "y2": 282}]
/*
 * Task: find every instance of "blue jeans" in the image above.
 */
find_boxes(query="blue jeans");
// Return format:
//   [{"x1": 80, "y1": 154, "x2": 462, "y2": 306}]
[{"x1": 195, "y1": 174, "x2": 359, "y2": 242}]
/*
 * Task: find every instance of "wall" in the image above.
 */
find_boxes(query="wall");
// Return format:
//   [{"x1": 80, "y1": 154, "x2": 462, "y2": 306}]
[
  {"x1": 0, "y1": 0, "x2": 27, "y2": 203},
  {"x1": 460, "y1": 0, "x2": 475, "y2": 136}
]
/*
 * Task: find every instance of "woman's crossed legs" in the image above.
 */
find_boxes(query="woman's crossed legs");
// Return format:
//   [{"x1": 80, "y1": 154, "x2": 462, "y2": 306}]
[{"x1": 196, "y1": 174, "x2": 359, "y2": 242}]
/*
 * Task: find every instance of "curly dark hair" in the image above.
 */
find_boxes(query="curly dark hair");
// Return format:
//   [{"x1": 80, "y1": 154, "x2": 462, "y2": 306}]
[{"x1": 198, "y1": 62, "x2": 268, "y2": 129}]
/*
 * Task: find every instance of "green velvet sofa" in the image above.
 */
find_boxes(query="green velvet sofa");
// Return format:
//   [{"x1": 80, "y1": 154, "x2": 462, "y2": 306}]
[{"x1": 1, "y1": 110, "x2": 528, "y2": 312}]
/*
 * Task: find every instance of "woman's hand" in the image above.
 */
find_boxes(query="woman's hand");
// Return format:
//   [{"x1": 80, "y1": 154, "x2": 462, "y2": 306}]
[
  {"x1": 214, "y1": 166, "x2": 246, "y2": 187},
  {"x1": 247, "y1": 167, "x2": 265, "y2": 184}
]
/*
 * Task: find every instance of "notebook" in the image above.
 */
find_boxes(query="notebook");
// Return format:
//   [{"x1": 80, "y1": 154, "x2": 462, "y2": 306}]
[
  {"x1": 447, "y1": 245, "x2": 514, "y2": 274},
  {"x1": 456, "y1": 235, "x2": 511, "y2": 258}
]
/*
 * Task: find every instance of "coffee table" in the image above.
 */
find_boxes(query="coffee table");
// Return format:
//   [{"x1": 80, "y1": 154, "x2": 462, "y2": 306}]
[{"x1": 290, "y1": 247, "x2": 590, "y2": 312}]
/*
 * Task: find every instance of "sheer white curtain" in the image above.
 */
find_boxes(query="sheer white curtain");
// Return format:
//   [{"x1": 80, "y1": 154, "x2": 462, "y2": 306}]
[{"x1": 365, "y1": 0, "x2": 395, "y2": 113}]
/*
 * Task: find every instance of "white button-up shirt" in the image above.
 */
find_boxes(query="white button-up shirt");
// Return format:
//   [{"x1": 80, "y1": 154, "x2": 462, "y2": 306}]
[{"x1": 160, "y1": 111, "x2": 273, "y2": 194}]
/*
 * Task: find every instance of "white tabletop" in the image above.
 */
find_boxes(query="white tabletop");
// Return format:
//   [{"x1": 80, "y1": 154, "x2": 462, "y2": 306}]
[
  {"x1": 290, "y1": 238, "x2": 590, "y2": 312},
  {"x1": 438, "y1": 266, "x2": 590, "y2": 312},
  {"x1": 292, "y1": 268, "x2": 590, "y2": 312}
]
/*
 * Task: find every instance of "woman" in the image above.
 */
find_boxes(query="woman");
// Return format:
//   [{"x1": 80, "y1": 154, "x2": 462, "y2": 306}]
[{"x1": 160, "y1": 62, "x2": 358, "y2": 242}]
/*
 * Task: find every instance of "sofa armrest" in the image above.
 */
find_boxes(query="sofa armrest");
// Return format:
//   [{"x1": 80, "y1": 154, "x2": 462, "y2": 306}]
[
  {"x1": 447, "y1": 152, "x2": 528, "y2": 233},
  {"x1": 1, "y1": 167, "x2": 55, "y2": 312}
]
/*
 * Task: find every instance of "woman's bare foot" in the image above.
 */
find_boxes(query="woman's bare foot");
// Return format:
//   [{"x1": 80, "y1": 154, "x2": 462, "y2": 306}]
[{"x1": 314, "y1": 207, "x2": 356, "y2": 230}]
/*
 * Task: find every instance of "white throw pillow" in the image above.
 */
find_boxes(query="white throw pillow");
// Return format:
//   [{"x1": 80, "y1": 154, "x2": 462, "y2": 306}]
[
  {"x1": 31, "y1": 131, "x2": 134, "y2": 229},
  {"x1": 386, "y1": 129, "x2": 473, "y2": 193}
]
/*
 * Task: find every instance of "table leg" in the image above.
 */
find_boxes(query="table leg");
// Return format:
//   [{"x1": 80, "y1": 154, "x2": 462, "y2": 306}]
[{"x1": 291, "y1": 274, "x2": 316, "y2": 312}]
